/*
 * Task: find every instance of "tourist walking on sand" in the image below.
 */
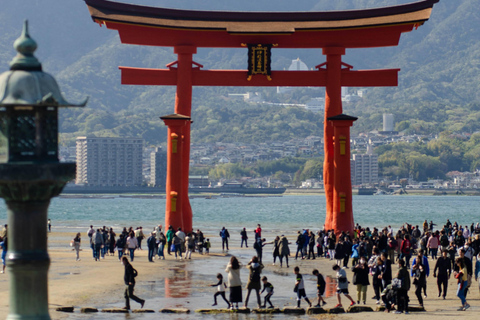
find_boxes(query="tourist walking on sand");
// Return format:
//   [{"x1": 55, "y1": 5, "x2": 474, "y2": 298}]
[
  {"x1": 295, "y1": 231, "x2": 305, "y2": 260},
  {"x1": 116, "y1": 234, "x2": 126, "y2": 260},
  {"x1": 135, "y1": 227, "x2": 145, "y2": 250},
  {"x1": 92, "y1": 229, "x2": 104, "y2": 261},
  {"x1": 433, "y1": 249, "x2": 451, "y2": 299},
  {"x1": 240, "y1": 228, "x2": 248, "y2": 248},
  {"x1": 454, "y1": 257, "x2": 469, "y2": 311},
  {"x1": 0, "y1": 237, "x2": 7, "y2": 274},
  {"x1": 277, "y1": 235, "x2": 290, "y2": 268},
  {"x1": 108, "y1": 228, "x2": 116, "y2": 256},
  {"x1": 244, "y1": 256, "x2": 263, "y2": 309},
  {"x1": 172, "y1": 233, "x2": 183, "y2": 259},
  {"x1": 333, "y1": 264, "x2": 356, "y2": 308},
  {"x1": 475, "y1": 253, "x2": 480, "y2": 293},
  {"x1": 157, "y1": 231, "x2": 166, "y2": 259},
  {"x1": 225, "y1": 256, "x2": 242, "y2": 309},
  {"x1": 272, "y1": 236, "x2": 280, "y2": 265},
  {"x1": 394, "y1": 259, "x2": 410, "y2": 314},
  {"x1": 312, "y1": 269, "x2": 327, "y2": 307},
  {"x1": 427, "y1": 231, "x2": 440, "y2": 260},
  {"x1": 293, "y1": 266, "x2": 312, "y2": 308},
  {"x1": 73, "y1": 233, "x2": 81, "y2": 261},
  {"x1": 122, "y1": 256, "x2": 145, "y2": 310},
  {"x1": 126, "y1": 231, "x2": 138, "y2": 261},
  {"x1": 185, "y1": 233, "x2": 195, "y2": 259},
  {"x1": 412, "y1": 257, "x2": 426, "y2": 308},
  {"x1": 352, "y1": 257, "x2": 369, "y2": 305},
  {"x1": 166, "y1": 226, "x2": 174, "y2": 255},
  {"x1": 220, "y1": 227, "x2": 230, "y2": 251},
  {"x1": 176, "y1": 227, "x2": 186, "y2": 252},
  {"x1": 146, "y1": 232, "x2": 156, "y2": 262}
]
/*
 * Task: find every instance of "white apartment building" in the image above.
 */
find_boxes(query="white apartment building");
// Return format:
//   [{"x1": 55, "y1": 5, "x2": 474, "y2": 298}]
[
  {"x1": 76, "y1": 136, "x2": 144, "y2": 186},
  {"x1": 150, "y1": 147, "x2": 167, "y2": 187},
  {"x1": 351, "y1": 146, "x2": 379, "y2": 186}
]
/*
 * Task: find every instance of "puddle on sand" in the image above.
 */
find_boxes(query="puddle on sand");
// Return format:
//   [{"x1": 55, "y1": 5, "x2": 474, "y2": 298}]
[{"x1": 64, "y1": 248, "x2": 330, "y2": 319}]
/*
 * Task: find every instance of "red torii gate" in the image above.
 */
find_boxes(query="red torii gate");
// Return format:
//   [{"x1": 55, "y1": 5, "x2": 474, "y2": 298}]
[{"x1": 85, "y1": 0, "x2": 439, "y2": 235}]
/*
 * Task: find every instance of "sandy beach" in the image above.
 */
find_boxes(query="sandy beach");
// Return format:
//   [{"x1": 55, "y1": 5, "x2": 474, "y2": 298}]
[{"x1": 0, "y1": 231, "x2": 479, "y2": 319}]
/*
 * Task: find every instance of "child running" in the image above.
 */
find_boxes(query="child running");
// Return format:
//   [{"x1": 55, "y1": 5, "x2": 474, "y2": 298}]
[
  {"x1": 210, "y1": 273, "x2": 231, "y2": 308},
  {"x1": 294, "y1": 266, "x2": 312, "y2": 308},
  {"x1": 312, "y1": 269, "x2": 327, "y2": 307},
  {"x1": 260, "y1": 276, "x2": 274, "y2": 308}
]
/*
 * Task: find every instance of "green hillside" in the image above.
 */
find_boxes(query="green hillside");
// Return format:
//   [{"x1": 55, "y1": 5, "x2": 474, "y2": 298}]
[{"x1": 1, "y1": 0, "x2": 479, "y2": 147}]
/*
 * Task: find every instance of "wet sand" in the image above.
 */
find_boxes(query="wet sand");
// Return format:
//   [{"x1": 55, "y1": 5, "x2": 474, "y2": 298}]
[{"x1": 0, "y1": 231, "x2": 479, "y2": 319}]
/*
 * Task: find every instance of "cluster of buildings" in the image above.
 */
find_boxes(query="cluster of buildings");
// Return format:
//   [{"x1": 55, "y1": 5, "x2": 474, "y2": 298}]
[{"x1": 65, "y1": 113, "x2": 459, "y2": 189}]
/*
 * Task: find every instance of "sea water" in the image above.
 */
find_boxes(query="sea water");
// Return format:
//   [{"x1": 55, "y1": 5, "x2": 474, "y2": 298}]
[
  {"x1": 1, "y1": 195, "x2": 479, "y2": 319},
  {"x1": 0, "y1": 195, "x2": 478, "y2": 235}
]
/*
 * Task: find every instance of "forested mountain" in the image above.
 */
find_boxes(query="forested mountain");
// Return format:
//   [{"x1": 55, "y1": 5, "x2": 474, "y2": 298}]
[{"x1": 0, "y1": 0, "x2": 479, "y2": 147}]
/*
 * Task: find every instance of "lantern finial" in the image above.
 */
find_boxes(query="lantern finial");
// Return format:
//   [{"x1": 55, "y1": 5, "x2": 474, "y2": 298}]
[{"x1": 10, "y1": 20, "x2": 42, "y2": 71}]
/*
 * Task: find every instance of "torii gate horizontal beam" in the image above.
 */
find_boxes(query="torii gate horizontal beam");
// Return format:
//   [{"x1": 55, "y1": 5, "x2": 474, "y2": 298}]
[{"x1": 119, "y1": 67, "x2": 399, "y2": 87}]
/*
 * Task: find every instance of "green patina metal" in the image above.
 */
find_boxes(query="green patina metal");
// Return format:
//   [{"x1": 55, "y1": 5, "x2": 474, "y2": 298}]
[{"x1": 0, "y1": 21, "x2": 87, "y2": 320}]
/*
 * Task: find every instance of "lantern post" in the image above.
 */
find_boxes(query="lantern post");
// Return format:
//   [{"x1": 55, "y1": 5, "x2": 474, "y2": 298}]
[{"x1": 0, "y1": 21, "x2": 87, "y2": 319}]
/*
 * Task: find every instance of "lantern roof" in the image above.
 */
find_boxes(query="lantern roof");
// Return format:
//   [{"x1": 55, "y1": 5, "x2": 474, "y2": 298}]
[{"x1": 0, "y1": 21, "x2": 88, "y2": 107}]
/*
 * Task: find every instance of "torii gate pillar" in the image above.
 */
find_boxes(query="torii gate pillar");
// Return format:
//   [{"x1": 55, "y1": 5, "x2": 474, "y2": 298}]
[
  {"x1": 173, "y1": 46, "x2": 196, "y2": 233},
  {"x1": 161, "y1": 114, "x2": 191, "y2": 232},
  {"x1": 323, "y1": 47, "x2": 345, "y2": 232},
  {"x1": 328, "y1": 114, "x2": 357, "y2": 236}
]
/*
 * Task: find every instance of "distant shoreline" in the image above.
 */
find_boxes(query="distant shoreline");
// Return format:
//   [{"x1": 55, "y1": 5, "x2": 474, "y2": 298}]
[{"x1": 61, "y1": 185, "x2": 480, "y2": 196}]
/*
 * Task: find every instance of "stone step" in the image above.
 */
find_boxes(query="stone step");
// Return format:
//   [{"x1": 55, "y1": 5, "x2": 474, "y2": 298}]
[
  {"x1": 347, "y1": 305, "x2": 374, "y2": 313},
  {"x1": 307, "y1": 307, "x2": 327, "y2": 315},
  {"x1": 80, "y1": 307, "x2": 98, "y2": 313},
  {"x1": 252, "y1": 308, "x2": 281, "y2": 314},
  {"x1": 132, "y1": 309, "x2": 155, "y2": 313},
  {"x1": 327, "y1": 306, "x2": 345, "y2": 314},
  {"x1": 196, "y1": 308, "x2": 250, "y2": 314},
  {"x1": 101, "y1": 308, "x2": 129, "y2": 313},
  {"x1": 160, "y1": 308, "x2": 190, "y2": 313},
  {"x1": 282, "y1": 307, "x2": 305, "y2": 315},
  {"x1": 55, "y1": 306, "x2": 74, "y2": 313}
]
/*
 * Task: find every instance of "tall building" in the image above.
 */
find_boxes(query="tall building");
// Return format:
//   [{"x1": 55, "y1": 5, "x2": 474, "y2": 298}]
[
  {"x1": 150, "y1": 147, "x2": 167, "y2": 187},
  {"x1": 383, "y1": 113, "x2": 395, "y2": 132},
  {"x1": 76, "y1": 137, "x2": 144, "y2": 186},
  {"x1": 351, "y1": 144, "x2": 378, "y2": 186}
]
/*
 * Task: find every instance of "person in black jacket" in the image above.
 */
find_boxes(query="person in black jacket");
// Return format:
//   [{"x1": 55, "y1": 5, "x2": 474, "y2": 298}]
[
  {"x1": 352, "y1": 258, "x2": 370, "y2": 304},
  {"x1": 122, "y1": 256, "x2": 145, "y2": 310},
  {"x1": 312, "y1": 269, "x2": 327, "y2": 307},
  {"x1": 433, "y1": 249, "x2": 451, "y2": 299}
]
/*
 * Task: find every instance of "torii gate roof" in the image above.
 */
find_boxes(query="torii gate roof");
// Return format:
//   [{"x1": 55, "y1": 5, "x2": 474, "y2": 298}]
[{"x1": 85, "y1": 0, "x2": 439, "y2": 49}]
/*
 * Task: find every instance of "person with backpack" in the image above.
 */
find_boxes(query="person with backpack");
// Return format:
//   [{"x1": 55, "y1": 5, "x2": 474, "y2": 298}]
[
  {"x1": 220, "y1": 227, "x2": 230, "y2": 252},
  {"x1": 244, "y1": 256, "x2": 263, "y2": 309},
  {"x1": 122, "y1": 256, "x2": 145, "y2": 310}
]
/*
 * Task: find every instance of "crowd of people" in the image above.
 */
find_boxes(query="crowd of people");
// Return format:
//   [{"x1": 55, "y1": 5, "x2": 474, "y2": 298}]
[
  {"x1": 74, "y1": 224, "x2": 211, "y2": 262},
  {"x1": 67, "y1": 219, "x2": 480, "y2": 312},
  {"x1": 251, "y1": 219, "x2": 480, "y2": 312}
]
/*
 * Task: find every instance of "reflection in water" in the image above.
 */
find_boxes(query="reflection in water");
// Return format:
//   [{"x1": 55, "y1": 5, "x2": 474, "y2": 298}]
[
  {"x1": 325, "y1": 276, "x2": 336, "y2": 298},
  {"x1": 165, "y1": 265, "x2": 192, "y2": 298}
]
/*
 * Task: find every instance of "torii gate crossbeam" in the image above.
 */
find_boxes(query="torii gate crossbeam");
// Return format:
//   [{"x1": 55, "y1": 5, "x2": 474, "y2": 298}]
[{"x1": 84, "y1": 0, "x2": 439, "y2": 235}]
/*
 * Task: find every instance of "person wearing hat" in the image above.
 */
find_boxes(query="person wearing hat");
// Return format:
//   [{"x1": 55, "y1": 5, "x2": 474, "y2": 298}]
[{"x1": 433, "y1": 249, "x2": 452, "y2": 299}]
